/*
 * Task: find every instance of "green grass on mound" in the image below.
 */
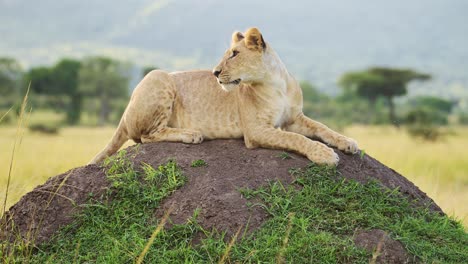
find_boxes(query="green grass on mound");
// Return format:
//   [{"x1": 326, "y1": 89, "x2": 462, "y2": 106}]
[{"x1": 4, "y1": 151, "x2": 468, "y2": 263}]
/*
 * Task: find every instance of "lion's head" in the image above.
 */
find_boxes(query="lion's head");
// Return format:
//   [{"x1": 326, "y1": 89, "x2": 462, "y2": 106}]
[{"x1": 213, "y1": 27, "x2": 269, "y2": 91}]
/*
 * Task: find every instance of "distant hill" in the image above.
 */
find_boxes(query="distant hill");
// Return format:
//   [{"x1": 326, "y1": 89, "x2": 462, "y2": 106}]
[{"x1": 1, "y1": 0, "x2": 467, "y2": 97}]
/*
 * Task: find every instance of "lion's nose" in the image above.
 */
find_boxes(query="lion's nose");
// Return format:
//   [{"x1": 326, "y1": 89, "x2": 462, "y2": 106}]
[{"x1": 213, "y1": 70, "x2": 221, "y2": 78}]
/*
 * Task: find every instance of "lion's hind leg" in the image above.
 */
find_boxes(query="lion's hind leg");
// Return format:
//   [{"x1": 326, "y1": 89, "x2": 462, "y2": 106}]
[
  {"x1": 137, "y1": 91, "x2": 203, "y2": 144},
  {"x1": 140, "y1": 105, "x2": 203, "y2": 144},
  {"x1": 127, "y1": 70, "x2": 203, "y2": 145}
]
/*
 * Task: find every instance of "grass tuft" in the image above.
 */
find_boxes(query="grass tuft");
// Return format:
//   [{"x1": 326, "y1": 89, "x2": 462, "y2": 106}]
[
  {"x1": 136, "y1": 205, "x2": 173, "y2": 264},
  {"x1": 276, "y1": 212, "x2": 295, "y2": 263},
  {"x1": 191, "y1": 159, "x2": 207, "y2": 167},
  {"x1": 277, "y1": 152, "x2": 292, "y2": 160},
  {"x1": 218, "y1": 225, "x2": 242, "y2": 264}
]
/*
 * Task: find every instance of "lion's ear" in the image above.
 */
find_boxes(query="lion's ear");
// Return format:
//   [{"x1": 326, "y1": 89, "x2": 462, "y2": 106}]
[
  {"x1": 244, "y1": 27, "x2": 266, "y2": 51},
  {"x1": 231, "y1": 31, "x2": 244, "y2": 45}
]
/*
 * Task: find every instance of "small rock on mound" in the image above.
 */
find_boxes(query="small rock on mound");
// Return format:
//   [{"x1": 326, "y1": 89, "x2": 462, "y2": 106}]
[
  {"x1": 2, "y1": 140, "x2": 442, "y2": 248},
  {"x1": 354, "y1": 229, "x2": 411, "y2": 263}
]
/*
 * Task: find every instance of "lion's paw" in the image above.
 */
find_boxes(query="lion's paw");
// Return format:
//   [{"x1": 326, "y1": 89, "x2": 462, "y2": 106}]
[
  {"x1": 182, "y1": 131, "x2": 204, "y2": 144},
  {"x1": 336, "y1": 137, "x2": 359, "y2": 154},
  {"x1": 308, "y1": 145, "x2": 339, "y2": 166}
]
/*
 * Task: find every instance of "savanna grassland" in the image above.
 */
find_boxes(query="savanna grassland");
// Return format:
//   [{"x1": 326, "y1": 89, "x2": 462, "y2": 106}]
[
  {"x1": 345, "y1": 126, "x2": 468, "y2": 227},
  {"x1": 1, "y1": 117, "x2": 467, "y2": 228}
]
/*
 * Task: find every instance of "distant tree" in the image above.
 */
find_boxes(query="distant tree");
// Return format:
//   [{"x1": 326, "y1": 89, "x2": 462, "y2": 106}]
[
  {"x1": 403, "y1": 96, "x2": 454, "y2": 141},
  {"x1": 405, "y1": 107, "x2": 448, "y2": 126},
  {"x1": 458, "y1": 113, "x2": 468, "y2": 125},
  {"x1": 142, "y1": 66, "x2": 159, "y2": 78},
  {"x1": 23, "y1": 59, "x2": 83, "y2": 124},
  {"x1": 23, "y1": 66, "x2": 55, "y2": 94},
  {"x1": 52, "y1": 59, "x2": 82, "y2": 124},
  {"x1": 78, "y1": 56, "x2": 131, "y2": 125},
  {"x1": 404, "y1": 108, "x2": 447, "y2": 141},
  {"x1": 0, "y1": 57, "x2": 23, "y2": 97},
  {"x1": 339, "y1": 67, "x2": 431, "y2": 127},
  {"x1": 409, "y1": 96, "x2": 454, "y2": 114},
  {"x1": 300, "y1": 81, "x2": 380, "y2": 129},
  {"x1": 404, "y1": 96, "x2": 454, "y2": 141}
]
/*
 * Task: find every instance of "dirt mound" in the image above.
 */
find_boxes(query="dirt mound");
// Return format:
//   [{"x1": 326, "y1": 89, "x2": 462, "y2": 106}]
[{"x1": 2, "y1": 139, "x2": 442, "y2": 250}]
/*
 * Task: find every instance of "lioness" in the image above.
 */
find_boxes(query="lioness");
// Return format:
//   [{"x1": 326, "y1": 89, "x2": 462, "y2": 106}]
[{"x1": 90, "y1": 27, "x2": 358, "y2": 165}]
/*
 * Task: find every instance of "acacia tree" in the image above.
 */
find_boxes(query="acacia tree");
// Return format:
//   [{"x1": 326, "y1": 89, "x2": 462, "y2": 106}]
[
  {"x1": 78, "y1": 56, "x2": 130, "y2": 125},
  {"x1": 23, "y1": 67, "x2": 55, "y2": 94},
  {"x1": 53, "y1": 59, "x2": 82, "y2": 124},
  {"x1": 23, "y1": 59, "x2": 82, "y2": 124},
  {"x1": 339, "y1": 67, "x2": 431, "y2": 126}
]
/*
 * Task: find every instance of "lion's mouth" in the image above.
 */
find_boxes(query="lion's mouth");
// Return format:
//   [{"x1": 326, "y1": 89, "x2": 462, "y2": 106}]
[{"x1": 220, "y1": 79, "x2": 241, "y2": 85}]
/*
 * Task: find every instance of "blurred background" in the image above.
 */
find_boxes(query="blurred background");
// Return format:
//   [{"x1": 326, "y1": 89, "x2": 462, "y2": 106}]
[{"x1": 1, "y1": 0, "x2": 467, "y2": 226}]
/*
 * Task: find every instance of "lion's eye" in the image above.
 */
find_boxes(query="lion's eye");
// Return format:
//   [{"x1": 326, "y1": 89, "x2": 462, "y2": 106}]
[{"x1": 229, "y1": 50, "x2": 239, "y2": 59}]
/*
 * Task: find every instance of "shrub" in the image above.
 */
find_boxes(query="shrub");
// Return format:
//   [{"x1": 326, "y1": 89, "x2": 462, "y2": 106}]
[
  {"x1": 28, "y1": 123, "x2": 60, "y2": 134},
  {"x1": 404, "y1": 108, "x2": 449, "y2": 141},
  {"x1": 458, "y1": 112, "x2": 468, "y2": 125},
  {"x1": 406, "y1": 124, "x2": 441, "y2": 141}
]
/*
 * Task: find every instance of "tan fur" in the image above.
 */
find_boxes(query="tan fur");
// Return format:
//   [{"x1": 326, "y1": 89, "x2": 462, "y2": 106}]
[{"x1": 89, "y1": 27, "x2": 358, "y2": 165}]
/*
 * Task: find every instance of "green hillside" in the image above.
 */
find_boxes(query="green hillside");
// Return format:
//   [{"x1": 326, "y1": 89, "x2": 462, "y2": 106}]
[{"x1": 1, "y1": 0, "x2": 467, "y2": 96}]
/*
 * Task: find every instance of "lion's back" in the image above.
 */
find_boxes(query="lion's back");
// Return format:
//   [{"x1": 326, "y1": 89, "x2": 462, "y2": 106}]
[{"x1": 168, "y1": 70, "x2": 243, "y2": 138}]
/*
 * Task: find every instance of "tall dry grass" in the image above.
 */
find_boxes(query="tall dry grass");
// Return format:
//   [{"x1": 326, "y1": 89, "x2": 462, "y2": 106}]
[
  {"x1": 2, "y1": 88, "x2": 31, "y2": 215},
  {"x1": 0, "y1": 126, "x2": 133, "y2": 214}
]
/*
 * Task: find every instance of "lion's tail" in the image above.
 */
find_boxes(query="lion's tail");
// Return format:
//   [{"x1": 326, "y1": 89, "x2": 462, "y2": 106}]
[{"x1": 88, "y1": 119, "x2": 128, "y2": 165}]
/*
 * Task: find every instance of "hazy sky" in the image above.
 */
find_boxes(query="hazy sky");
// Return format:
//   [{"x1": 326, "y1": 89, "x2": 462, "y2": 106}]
[{"x1": 1, "y1": 0, "x2": 467, "y2": 95}]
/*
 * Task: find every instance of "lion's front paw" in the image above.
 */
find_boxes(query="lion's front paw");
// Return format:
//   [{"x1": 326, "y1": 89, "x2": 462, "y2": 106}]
[
  {"x1": 182, "y1": 130, "x2": 204, "y2": 144},
  {"x1": 307, "y1": 144, "x2": 339, "y2": 166},
  {"x1": 336, "y1": 137, "x2": 359, "y2": 154}
]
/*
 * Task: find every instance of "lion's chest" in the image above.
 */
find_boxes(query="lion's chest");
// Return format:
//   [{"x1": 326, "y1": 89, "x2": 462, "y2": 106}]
[{"x1": 272, "y1": 95, "x2": 291, "y2": 128}]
